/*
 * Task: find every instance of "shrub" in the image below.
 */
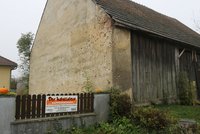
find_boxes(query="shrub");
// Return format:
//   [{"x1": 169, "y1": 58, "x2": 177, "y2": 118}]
[
  {"x1": 109, "y1": 87, "x2": 132, "y2": 118},
  {"x1": 0, "y1": 92, "x2": 16, "y2": 97},
  {"x1": 131, "y1": 107, "x2": 178, "y2": 133},
  {"x1": 82, "y1": 73, "x2": 95, "y2": 93},
  {"x1": 178, "y1": 72, "x2": 195, "y2": 105},
  {"x1": 67, "y1": 117, "x2": 144, "y2": 134}
]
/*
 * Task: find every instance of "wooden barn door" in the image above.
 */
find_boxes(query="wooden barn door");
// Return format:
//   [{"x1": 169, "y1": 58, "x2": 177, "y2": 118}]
[
  {"x1": 179, "y1": 51, "x2": 200, "y2": 100},
  {"x1": 131, "y1": 32, "x2": 177, "y2": 104}
]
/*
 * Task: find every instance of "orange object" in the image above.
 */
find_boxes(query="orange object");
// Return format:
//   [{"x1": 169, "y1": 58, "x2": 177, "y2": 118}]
[{"x1": 0, "y1": 88, "x2": 9, "y2": 94}]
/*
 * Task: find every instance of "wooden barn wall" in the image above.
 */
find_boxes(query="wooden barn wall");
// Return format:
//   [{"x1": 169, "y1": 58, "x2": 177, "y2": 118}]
[{"x1": 131, "y1": 32, "x2": 177, "y2": 104}]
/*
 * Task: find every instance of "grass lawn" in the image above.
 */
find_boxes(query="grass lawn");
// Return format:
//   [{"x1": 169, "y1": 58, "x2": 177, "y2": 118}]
[{"x1": 155, "y1": 105, "x2": 200, "y2": 123}]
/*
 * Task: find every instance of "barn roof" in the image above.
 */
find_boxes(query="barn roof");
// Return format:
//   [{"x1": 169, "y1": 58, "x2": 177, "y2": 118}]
[
  {"x1": 0, "y1": 56, "x2": 17, "y2": 69},
  {"x1": 94, "y1": 0, "x2": 200, "y2": 48}
]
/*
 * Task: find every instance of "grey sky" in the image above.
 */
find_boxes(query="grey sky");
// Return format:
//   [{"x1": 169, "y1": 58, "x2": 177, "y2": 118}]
[
  {"x1": 0, "y1": 0, "x2": 200, "y2": 77},
  {"x1": 0, "y1": 0, "x2": 47, "y2": 76}
]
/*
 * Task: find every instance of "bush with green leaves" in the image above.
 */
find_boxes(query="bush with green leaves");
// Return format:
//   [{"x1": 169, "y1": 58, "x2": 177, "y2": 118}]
[
  {"x1": 109, "y1": 87, "x2": 132, "y2": 118},
  {"x1": 64, "y1": 117, "x2": 144, "y2": 134},
  {"x1": 178, "y1": 72, "x2": 196, "y2": 105},
  {"x1": 131, "y1": 107, "x2": 178, "y2": 133},
  {"x1": 82, "y1": 73, "x2": 95, "y2": 93},
  {"x1": 0, "y1": 92, "x2": 16, "y2": 97}
]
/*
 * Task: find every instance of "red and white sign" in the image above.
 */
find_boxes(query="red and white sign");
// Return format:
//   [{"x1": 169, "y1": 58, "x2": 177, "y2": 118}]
[{"x1": 45, "y1": 95, "x2": 78, "y2": 113}]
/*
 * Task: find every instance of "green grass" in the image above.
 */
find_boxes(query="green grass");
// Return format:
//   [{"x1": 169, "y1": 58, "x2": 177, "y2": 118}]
[{"x1": 155, "y1": 105, "x2": 200, "y2": 123}]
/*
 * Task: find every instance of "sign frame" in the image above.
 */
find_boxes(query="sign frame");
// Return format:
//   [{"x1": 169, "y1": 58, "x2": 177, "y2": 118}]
[{"x1": 45, "y1": 95, "x2": 78, "y2": 114}]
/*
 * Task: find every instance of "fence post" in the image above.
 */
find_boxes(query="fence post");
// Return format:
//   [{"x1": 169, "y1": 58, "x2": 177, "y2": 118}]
[
  {"x1": 42, "y1": 95, "x2": 46, "y2": 117},
  {"x1": 15, "y1": 95, "x2": 21, "y2": 120},
  {"x1": 32, "y1": 95, "x2": 36, "y2": 118},
  {"x1": 37, "y1": 95, "x2": 42, "y2": 118},
  {"x1": 91, "y1": 93, "x2": 94, "y2": 112},
  {"x1": 26, "y1": 95, "x2": 31, "y2": 119},
  {"x1": 21, "y1": 95, "x2": 26, "y2": 119},
  {"x1": 80, "y1": 93, "x2": 83, "y2": 113}
]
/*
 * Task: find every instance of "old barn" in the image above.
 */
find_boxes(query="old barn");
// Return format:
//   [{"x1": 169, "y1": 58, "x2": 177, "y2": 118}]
[{"x1": 30, "y1": 0, "x2": 200, "y2": 104}]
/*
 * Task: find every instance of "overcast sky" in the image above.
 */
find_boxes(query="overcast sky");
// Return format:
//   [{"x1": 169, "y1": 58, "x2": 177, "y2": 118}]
[{"x1": 0, "y1": 0, "x2": 200, "y2": 77}]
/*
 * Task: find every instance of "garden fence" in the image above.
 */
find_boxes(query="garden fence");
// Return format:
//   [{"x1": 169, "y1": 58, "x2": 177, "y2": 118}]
[{"x1": 15, "y1": 93, "x2": 94, "y2": 120}]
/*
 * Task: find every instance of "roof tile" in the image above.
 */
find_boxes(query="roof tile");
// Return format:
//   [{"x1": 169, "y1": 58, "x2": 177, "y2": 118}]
[
  {"x1": 94, "y1": 0, "x2": 200, "y2": 47},
  {"x1": 0, "y1": 56, "x2": 17, "y2": 69}
]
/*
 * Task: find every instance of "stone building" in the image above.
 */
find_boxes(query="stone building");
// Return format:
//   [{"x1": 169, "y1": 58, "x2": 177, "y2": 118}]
[
  {"x1": 30, "y1": 0, "x2": 200, "y2": 104},
  {"x1": 0, "y1": 56, "x2": 17, "y2": 89}
]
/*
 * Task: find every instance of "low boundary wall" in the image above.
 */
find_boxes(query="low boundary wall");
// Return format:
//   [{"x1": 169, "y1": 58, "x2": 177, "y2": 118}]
[
  {"x1": 11, "y1": 113, "x2": 96, "y2": 134},
  {"x1": 0, "y1": 96, "x2": 15, "y2": 134},
  {"x1": 94, "y1": 93, "x2": 110, "y2": 122},
  {"x1": 10, "y1": 93, "x2": 110, "y2": 134}
]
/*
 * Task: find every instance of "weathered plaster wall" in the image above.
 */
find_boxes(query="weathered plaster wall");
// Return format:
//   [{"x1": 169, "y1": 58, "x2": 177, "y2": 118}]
[
  {"x1": 30, "y1": 0, "x2": 113, "y2": 94},
  {"x1": 0, "y1": 66, "x2": 11, "y2": 89},
  {"x1": 112, "y1": 27, "x2": 132, "y2": 97}
]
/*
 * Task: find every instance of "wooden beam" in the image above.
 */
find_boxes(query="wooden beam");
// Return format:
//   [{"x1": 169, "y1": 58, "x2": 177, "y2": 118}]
[{"x1": 178, "y1": 49, "x2": 185, "y2": 58}]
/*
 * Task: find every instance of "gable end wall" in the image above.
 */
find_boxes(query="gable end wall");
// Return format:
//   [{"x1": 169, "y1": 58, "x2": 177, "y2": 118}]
[{"x1": 30, "y1": 0, "x2": 114, "y2": 94}]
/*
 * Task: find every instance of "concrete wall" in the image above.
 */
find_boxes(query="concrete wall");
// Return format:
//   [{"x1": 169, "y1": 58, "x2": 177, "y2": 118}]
[
  {"x1": 11, "y1": 93, "x2": 110, "y2": 134},
  {"x1": 30, "y1": 0, "x2": 113, "y2": 94},
  {"x1": 0, "y1": 96, "x2": 15, "y2": 134},
  {"x1": 11, "y1": 114, "x2": 96, "y2": 134},
  {"x1": 0, "y1": 66, "x2": 11, "y2": 89},
  {"x1": 94, "y1": 93, "x2": 110, "y2": 122}
]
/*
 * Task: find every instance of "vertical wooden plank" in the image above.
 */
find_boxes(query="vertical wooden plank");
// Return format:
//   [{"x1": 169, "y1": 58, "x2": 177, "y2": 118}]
[
  {"x1": 152, "y1": 38, "x2": 156, "y2": 101},
  {"x1": 131, "y1": 32, "x2": 138, "y2": 102},
  {"x1": 42, "y1": 94, "x2": 46, "y2": 117},
  {"x1": 80, "y1": 93, "x2": 83, "y2": 113},
  {"x1": 160, "y1": 41, "x2": 164, "y2": 100},
  {"x1": 32, "y1": 95, "x2": 36, "y2": 118},
  {"x1": 87, "y1": 93, "x2": 91, "y2": 112},
  {"x1": 140, "y1": 35, "x2": 145, "y2": 102},
  {"x1": 84, "y1": 93, "x2": 87, "y2": 113},
  {"x1": 157, "y1": 39, "x2": 162, "y2": 100},
  {"x1": 144, "y1": 36, "x2": 148, "y2": 102},
  {"x1": 169, "y1": 44, "x2": 172, "y2": 99},
  {"x1": 165, "y1": 42, "x2": 169, "y2": 98},
  {"x1": 149, "y1": 37, "x2": 153, "y2": 101},
  {"x1": 37, "y1": 95, "x2": 41, "y2": 118},
  {"x1": 136, "y1": 35, "x2": 142, "y2": 102},
  {"x1": 162, "y1": 41, "x2": 167, "y2": 100},
  {"x1": 170, "y1": 45, "x2": 175, "y2": 99},
  {"x1": 175, "y1": 48, "x2": 180, "y2": 96},
  {"x1": 139, "y1": 35, "x2": 143, "y2": 102},
  {"x1": 26, "y1": 95, "x2": 31, "y2": 119},
  {"x1": 15, "y1": 95, "x2": 21, "y2": 120},
  {"x1": 91, "y1": 93, "x2": 94, "y2": 112},
  {"x1": 146, "y1": 37, "x2": 151, "y2": 101},
  {"x1": 21, "y1": 95, "x2": 26, "y2": 119},
  {"x1": 168, "y1": 43, "x2": 172, "y2": 99}
]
